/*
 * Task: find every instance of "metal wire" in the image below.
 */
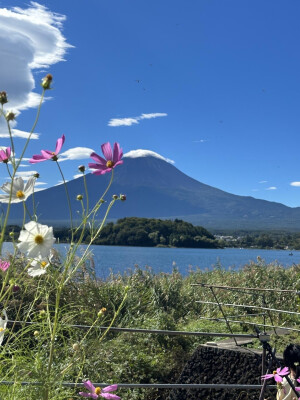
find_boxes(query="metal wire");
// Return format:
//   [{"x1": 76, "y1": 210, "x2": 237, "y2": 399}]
[
  {"x1": 197, "y1": 316, "x2": 300, "y2": 333},
  {"x1": 192, "y1": 283, "x2": 300, "y2": 294},
  {"x1": 6, "y1": 320, "x2": 257, "y2": 338},
  {"x1": 0, "y1": 381, "x2": 277, "y2": 390},
  {"x1": 197, "y1": 300, "x2": 300, "y2": 315}
]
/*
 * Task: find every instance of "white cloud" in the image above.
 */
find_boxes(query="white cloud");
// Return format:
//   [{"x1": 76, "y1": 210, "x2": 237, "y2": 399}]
[
  {"x1": 290, "y1": 182, "x2": 300, "y2": 187},
  {"x1": 73, "y1": 173, "x2": 83, "y2": 179},
  {"x1": 266, "y1": 186, "x2": 277, "y2": 190},
  {"x1": 15, "y1": 170, "x2": 38, "y2": 179},
  {"x1": 59, "y1": 147, "x2": 95, "y2": 161},
  {"x1": 139, "y1": 113, "x2": 167, "y2": 120},
  {"x1": 259, "y1": 180, "x2": 268, "y2": 184},
  {"x1": 0, "y1": 2, "x2": 71, "y2": 136},
  {"x1": 108, "y1": 112, "x2": 167, "y2": 127},
  {"x1": 108, "y1": 118, "x2": 139, "y2": 127},
  {"x1": 54, "y1": 180, "x2": 68, "y2": 186},
  {"x1": 0, "y1": 129, "x2": 39, "y2": 139},
  {"x1": 192, "y1": 139, "x2": 207, "y2": 143},
  {"x1": 124, "y1": 149, "x2": 175, "y2": 164},
  {"x1": 34, "y1": 181, "x2": 47, "y2": 186}
]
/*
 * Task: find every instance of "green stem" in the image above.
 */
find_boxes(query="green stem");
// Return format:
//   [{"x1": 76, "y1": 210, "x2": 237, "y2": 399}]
[
  {"x1": 55, "y1": 161, "x2": 74, "y2": 233},
  {"x1": 0, "y1": 90, "x2": 45, "y2": 255}
]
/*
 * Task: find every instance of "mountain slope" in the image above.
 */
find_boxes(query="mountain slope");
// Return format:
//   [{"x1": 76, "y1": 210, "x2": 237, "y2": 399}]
[{"x1": 7, "y1": 156, "x2": 300, "y2": 230}]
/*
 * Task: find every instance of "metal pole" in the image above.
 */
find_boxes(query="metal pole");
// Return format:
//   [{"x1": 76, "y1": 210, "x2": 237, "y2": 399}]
[
  {"x1": 209, "y1": 287, "x2": 238, "y2": 346},
  {"x1": 196, "y1": 301, "x2": 300, "y2": 316}
]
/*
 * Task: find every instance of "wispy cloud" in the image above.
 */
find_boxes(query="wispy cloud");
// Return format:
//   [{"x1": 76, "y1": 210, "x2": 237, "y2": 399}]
[
  {"x1": 73, "y1": 173, "x2": 83, "y2": 179},
  {"x1": 108, "y1": 112, "x2": 167, "y2": 127},
  {"x1": 15, "y1": 170, "x2": 38, "y2": 180},
  {"x1": 0, "y1": 2, "x2": 71, "y2": 136},
  {"x1": 266, "y1": 186, "x2": 277, "y2": 190},
  {"x1": 0, "y1": 129, "x2": 39, "y2": 139},
  {"x1": 259, "y1": 180, "x2": 268, "y2": 184},
  {"x1": 124, "y1": 149, "x2": 175, "y2": 164},
  {"x1": 192, "y1": 139, "x2": 207, "y2": 143},
  {"x1": 290, "y1": 182, "x2": 300, "y2": 187},
  {"x1": 59, "y1": 147, "x2": 94, "y2": 161}
]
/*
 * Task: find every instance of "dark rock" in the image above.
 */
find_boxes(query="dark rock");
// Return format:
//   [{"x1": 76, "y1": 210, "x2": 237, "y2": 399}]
[{"x1": 168, "y1": 345, "x2": 274, "y2": 400}]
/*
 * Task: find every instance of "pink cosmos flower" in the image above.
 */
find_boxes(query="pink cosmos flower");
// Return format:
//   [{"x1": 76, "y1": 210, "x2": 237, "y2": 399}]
[
  {"x1": 29, "y1": 135, "x2": 65, "y2": 163},
  {"x1": 0, "y1": 147, "x2": 11, "y2": 163},
  {"x1": 296, "y1": 377, "x2": 300, "y2": 392},
  {"x1": 89, "y1": 142, "x2": 123, "y2": 175},
  {"x1": 79, "y1": 380, "x2": 120, "y2": 399},
  {"x1": 0, "y1": 260, "x2": 10, "y2": 272},
  {"x1": 261, "y1": 367, "x2": 289, "y2": 382}
]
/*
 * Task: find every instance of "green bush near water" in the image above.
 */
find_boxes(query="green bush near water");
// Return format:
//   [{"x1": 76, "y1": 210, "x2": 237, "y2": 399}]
[{"x1": 0, "y1": 260, "x2": 299, "y2": 399}]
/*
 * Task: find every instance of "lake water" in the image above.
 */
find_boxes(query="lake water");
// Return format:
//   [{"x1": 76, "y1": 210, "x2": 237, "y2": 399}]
[{"x1": 3, "y1": 243, "x2": 299, "y2": 278}]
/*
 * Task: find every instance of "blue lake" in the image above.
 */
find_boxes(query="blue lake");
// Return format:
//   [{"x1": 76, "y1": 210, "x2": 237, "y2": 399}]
[{"x1": 3, "y1": 243, "x2": 298, "y2": 279}]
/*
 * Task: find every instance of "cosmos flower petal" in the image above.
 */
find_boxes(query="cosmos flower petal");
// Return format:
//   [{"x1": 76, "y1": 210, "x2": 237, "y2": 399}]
[
  {"x1": 274, "y1": 375, "x2": 283, "y2": 383},
  {"x1": 92, "y1": 168, "x2": 112, "y2": 175},
  {"x1": 279, "y1": 367, "x2": 289, "y2": 376},
  {"x1": 41, "y1": 150, "x2": 53, "y2": 159},
  {"x1": 0, "y1": 309, "x2": 8, "y2": 345},
  {"x1": 83, "y1": 380, "x2": 96, "y2": 393},
  {"x1": 101, "y1": 394, "x2": 120, "y2": 399},
  {"x1": 24, "y1": 177, "x2": 36, "y2": 193},
  {"x1": 90, "y1": 153, "x2": 107, "y2": 165},
  {"x1": 13, "y1": 177, "x2": 25, "y2": 192},
  {"x1": 113, "y1": 143, "x2": 122, "y2": 164},
  {"x1": 101, "y1": 142, "x2": 113, "y2": 161},
  {"x1": 79, "y1": 392, "x2": 97, "y2": 399},
  {"x1": 29, "y1": 154, "x2": 47, "y2": 163},
  {"x1": 28, "y1": 265, "x2": 47, "y2": 277},
  {"x1": 88, "y1": 163, "x2": 107, "y2": 170},
  {"x1": 102, "y1": 385, "x2": 118, "y2": 393},
  {"x1": 55, "y1": 134, "x2": 65, "y2": 154}
]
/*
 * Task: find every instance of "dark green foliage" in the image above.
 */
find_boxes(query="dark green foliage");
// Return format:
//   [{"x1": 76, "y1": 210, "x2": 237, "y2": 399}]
[{"x1": 93, "y1": 217, "x2": 219, "y2": 248}]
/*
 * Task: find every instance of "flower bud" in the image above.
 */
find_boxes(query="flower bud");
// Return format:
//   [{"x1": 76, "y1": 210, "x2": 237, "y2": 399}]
[
  {"x1": 0, "y1": 91, "x2": 8, "y2": 105},
  {"x1": 41, "y1": 74, "x2": 53, "y2": 90},
  {"x1": 12, "y1": 285, "x2": 20, "y2": 293},
  {"x1": 39, "y1": 310, "x2": 46, "y2": 317},
  {"x1": 33, "y1": 173, "x2": 40, "y2": 178},
  {"x1": 98, "y1": 307, "x2": 107, "y2": 317},
  {"x1": 33, "y1": 330, "x2": 39, "y2": 337},
  {"x1": 72, "y1": 343, "x2": 80, "y2": 351},
  {"x1": 120, "y1": 194, "x2": 126, "y2": 201},
  {"x1": 78, "y1": 165, "x2": 85, "y2": 173},
  {"x1": 9, "y1": 232, "x2": 14, "y2": 238},
  {"x1": 76, "y1": 194, "x2": 83, "y2": 201},
  {"x1": 100, "y1": 199, "x2": 105, "y2": 204},
  {"x1": 112, "y1": 194, "x2": 118, "y2": 200},
  {"x1": 5, "y1": 111, "x2": 15, "y2": 121},
  {"x1": 124, "y1": 285, "x2": 130, "y2": 293}
]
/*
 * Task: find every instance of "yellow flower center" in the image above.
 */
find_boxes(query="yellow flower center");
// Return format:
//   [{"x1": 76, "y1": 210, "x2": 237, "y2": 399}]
[
  {"x1": 40, "y1": 261, "x2": 47, "y2": 268},
  {"x1": 0, "y1": 328, "x2": 5, "y2": 332},
  {"x1": 106, "y1": 160, "x2": 114, "y2": 168},
  {"x1": 34, "y1": 235, "x2": 44, "y2": 245},
  {"x1": 273, "y1": 370, "x2": 277, "y2": 375},
  {"x1": 16, "y1": 190, "x2": 25, "y2": 199},
  {"x1": 95, "y1": 387, "x2": 101, "y2": 395}
]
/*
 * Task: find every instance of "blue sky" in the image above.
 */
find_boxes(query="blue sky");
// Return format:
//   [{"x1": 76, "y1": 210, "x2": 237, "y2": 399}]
[{"x1": 1, "y1": 0, "x2": 300, "y2": 206}]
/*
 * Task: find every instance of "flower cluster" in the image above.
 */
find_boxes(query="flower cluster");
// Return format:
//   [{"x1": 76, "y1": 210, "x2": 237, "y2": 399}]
[
  {"x1": 0, "y1": 78, "x2": 123, "y2": 400},
  {"x1": 79, "y1": 381, "x2": 120, "y2": 399}
]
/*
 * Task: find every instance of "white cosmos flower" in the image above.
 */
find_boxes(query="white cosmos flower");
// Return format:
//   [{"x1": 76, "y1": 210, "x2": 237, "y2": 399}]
[
  {"x1": 0, "y1": 176, "x2": 36, "y2": 203},
  {"x1": 17, "y1": 221, "x2": 55, "y2": 258},
  {"x1": 28, "y1": 253, "x2": 53, "y2": 277},
  {"x1": 0, "y1": 310, "x2": 8, "y2": 345}
]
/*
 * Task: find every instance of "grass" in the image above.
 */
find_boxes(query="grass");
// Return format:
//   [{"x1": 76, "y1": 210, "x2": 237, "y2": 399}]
[{"x1": 0, "y1": 258, "x2": 299, "y2": 399}]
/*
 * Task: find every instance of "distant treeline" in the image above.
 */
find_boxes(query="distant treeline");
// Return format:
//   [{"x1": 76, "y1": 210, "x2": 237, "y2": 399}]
[
  {"x1": 6, "y1": 222, "x2": 300, "y2": 250},
  {"x1": 89, "y1": 217, "x2": 219, "y2": 248}
]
